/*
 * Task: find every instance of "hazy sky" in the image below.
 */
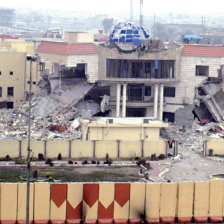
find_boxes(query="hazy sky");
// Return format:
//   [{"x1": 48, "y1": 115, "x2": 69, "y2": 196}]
[{"x1": 1, "y1": 0, "x2": 224, "y2": 15}]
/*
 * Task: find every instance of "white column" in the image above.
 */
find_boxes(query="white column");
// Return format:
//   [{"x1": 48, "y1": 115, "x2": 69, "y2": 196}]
[
  {"x1": 122, "y1": 83, "x2": 127, "y2": 117},
  {"x1": 116, "y1": 83, "x2": 121, "y2": 117},
  {"x1": 159, "y1": 84, "x2": 164, "y2": 121},
  {"x1": 154, "y1": 84, "x2": 159, "y2": 119}
]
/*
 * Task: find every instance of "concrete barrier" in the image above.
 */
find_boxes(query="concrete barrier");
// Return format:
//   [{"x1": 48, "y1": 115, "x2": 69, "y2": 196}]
[
  {"x1": 0, "y1": 181, "x2": 223, "y2": 223},
  {"x1": 129, "y1": 183, "x2": 145, "y2": 224},
  {"x1": 34, "y1": 182, "x2": 50, "y2": 224},
  {"x1": 145, "y1": 183, "x2": 161, "y2": 223},
  {"x1": 209, "y1": 179, "x2": 224, "y2": 223},
  {"x1": 194, "y1": 181, "x2": 209, "y2": 223},
  {"x1": 50, "y1": 184, "x2": 67, "y2": 224},
  {"x1": 17, "y1": 183, "x2": 34, "y2": 224},
  {"x1": 0, "y1": 183, "x2": 17, "y2": 224},
  {"x1": 66, "y1": 183, "x2": 83, "y2": 224},
  {"x1": 114, "y1": 183, "x2": 130, "y2": 224},
  {"x1": 177, "y1": 182, "x2": 194, "y2": 223},
  {"x1": 98, "y1": 182, "x2": 114, "y2": 224},
  {"x1": 83, "y1": 183, "x2": 99, "y2": 224},
  {"x1": 160, "y1": 183, "x2": 177, "y2": 223}
]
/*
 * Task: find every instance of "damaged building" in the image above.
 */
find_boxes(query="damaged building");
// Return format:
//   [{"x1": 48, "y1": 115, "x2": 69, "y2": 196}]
[
  {"x1": 96, "y1": 24, "x2": 224, "y2": 125},
  {"x1": 97, "y1": 22, "x2": 182, "y2": 121},
  {"x1": 33, "y1": 25, "x2": 224, "y2": 125},
  {"x1": 36, "y1": 33, "x2": 109, "y2": 117}
]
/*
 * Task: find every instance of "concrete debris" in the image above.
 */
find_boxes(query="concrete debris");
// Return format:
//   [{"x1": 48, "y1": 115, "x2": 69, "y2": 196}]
[
  {"x1": 193, "y1": 77, "x2": 224, "y2": 122},
  {"x1": 100, "y1": 95, "x2": 110, "y2": 112},
  {"x1": 71, "y1": 119, "x2": 80, "y2": 130},
  {"x1": 0, "y1": 81, "x2": 102, "y2": 140},
  {"x1": 165, "y1": 120, "x2": 224, "y2": 182}
]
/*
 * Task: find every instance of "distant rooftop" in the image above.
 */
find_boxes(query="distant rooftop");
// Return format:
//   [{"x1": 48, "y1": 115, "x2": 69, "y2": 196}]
[
  {"x1": 36, "y1": 41, "x2": 98, "y2": 55},
  {"x1": 0, "y1": 34, "x2": 18, "y2": 40},
  {"x1": 80, "y1": 117, "x2": 168, "y2": 128},
  {"x1": 182, "y1": 45, "x2": 224, "y2": 57}
]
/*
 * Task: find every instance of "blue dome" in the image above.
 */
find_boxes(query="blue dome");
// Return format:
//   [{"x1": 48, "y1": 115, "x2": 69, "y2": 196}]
[{"x1": 109, "y1": 22, "x2": 150, "y2": 43}]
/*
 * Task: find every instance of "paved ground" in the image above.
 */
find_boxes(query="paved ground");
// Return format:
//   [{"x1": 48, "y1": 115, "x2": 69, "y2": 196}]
[{"x1": 164, "y1": 122, "x2": 224, "y2": 182}]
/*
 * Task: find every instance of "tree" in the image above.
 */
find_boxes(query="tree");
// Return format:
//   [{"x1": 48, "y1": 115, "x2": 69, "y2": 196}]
[{"x1": 102, "y1": 18, "x2": 113, "y2": 34}]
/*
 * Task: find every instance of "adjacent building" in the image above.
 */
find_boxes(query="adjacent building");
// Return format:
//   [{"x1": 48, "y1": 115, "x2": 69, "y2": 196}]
[
  {"x1": 0, "y1": 40, "x2": 42, "y2": 108},
  {"x1": 36, "y1": 40, "x2": 99, "y2": 84}
]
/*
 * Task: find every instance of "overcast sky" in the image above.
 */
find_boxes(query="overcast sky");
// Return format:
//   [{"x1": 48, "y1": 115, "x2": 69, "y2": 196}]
[{"x1": 1, "y1": 0, "x2": 224, "y2": 15}]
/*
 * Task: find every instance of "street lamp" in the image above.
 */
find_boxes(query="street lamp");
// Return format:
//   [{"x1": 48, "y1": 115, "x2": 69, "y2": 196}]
[{"x1": 26, "y1": 55, "x2": 38, "y2": 224}]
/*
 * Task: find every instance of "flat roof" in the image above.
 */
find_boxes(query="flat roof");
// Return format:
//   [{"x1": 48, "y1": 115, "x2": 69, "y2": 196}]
[{"x1": 80, "y1": 117, "x2": 168, "y2": 128}]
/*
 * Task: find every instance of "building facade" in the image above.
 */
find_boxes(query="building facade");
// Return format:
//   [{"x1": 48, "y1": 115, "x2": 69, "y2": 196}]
[
  {"x1": 37, "y1": 41, "x2": 99, "y2": 84},
  {"x1": 97, "y1": 27, "x2": 224, "y2": 122},
  {"x1": 97, "y1": 38, "x2": 182, "y2": 121}
]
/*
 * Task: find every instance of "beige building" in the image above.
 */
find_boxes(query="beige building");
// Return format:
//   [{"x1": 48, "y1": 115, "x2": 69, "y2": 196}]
[
  {"x1": 97, "y1": 40, "x2": 182, "y2": 121},
  {"x1": 0, "y1": 44, "x2": 42, "y2": 108},
  {"x1": 0, "y1": 51, "x2": 26, "y2": 108},
  {"x1": 37, "y1": 41, "x2": 99, "y2": 84},
  {"x1": 64, "y1": 31, "x2": 94, "y2": 43},
  {"x1": 97, "y1": 38, "x2": 224, "y2": 123},
  {"x1": 80, "y1": 117, "x2": 168, "y2": 141}
]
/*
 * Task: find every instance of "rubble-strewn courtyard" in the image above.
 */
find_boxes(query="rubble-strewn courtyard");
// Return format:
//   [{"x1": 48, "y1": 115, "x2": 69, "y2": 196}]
[{"x1": 164, "y1": 122, "x2": 224, "y2": 182}]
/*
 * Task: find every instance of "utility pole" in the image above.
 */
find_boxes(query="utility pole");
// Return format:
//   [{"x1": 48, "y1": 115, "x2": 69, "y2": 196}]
[
  {"x1": 202, "y1": 16, "x2": 205, "y2": 34},
  {"x1": 130, "y1": 0, "x2": 133, "y2": 22},
  {"x1": 140, "y1": 0, "x2": 143, "y2": 26},
  {"x1": 26, "y1": 55, "x2": 38, "y2": 224},
  {"x1": 153, "y1": 15, "x2": 156, "y2": 39}
]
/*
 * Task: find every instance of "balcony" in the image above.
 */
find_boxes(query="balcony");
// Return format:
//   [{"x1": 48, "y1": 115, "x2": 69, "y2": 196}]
[{"x1": 105, "y1": 59, "x2": 176, "y2": 82}]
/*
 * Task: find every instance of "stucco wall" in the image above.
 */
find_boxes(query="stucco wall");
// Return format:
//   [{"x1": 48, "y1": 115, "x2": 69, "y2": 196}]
[
  {"x1": 0, "y1": 139, "x2": 167, "y2": 159},
  {"x1": 87, "y1": 126, "x2": 161, "y2": 141},
  {"x1": 206, "y1": 140, "x2": 224, "y2": 155},
  {"x1": 0, "y1": 180, "x2": 223, "y2": 223}
]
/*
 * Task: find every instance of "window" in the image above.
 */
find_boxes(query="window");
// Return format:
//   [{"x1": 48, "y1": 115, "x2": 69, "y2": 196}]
[
  {"x1": 0, "y1": 71, "x2": 1, "y2": 75},
  {"x1": 0, "y1": 87, "x2": 2, "y2": 97},
  {"x1": 163, "y1": 112, "x2": 175, "y2": 122},
  {"x1": 145, "y1": 86, "x2": 151, "y2": 96},
  {"x1": 7, "y1": 87, "x2": 14, "y2": 96},
  {"x1": 145, "y1": 62, "x2": 151, "y2": 73},
  {"x1": 9, "y1": 71, "x2": 13, "y2": 75},
  {"x1": 0, "y1": 102, "x2": 13, "y2": 108},
  {"x1": 164, "y1": 87, "x2": 175, "y2": 97},
  {"x1": 196, "y1": 65, "x2": 209, "y2": 76},
  {"x1": 7, "y1": 102, "x2": 13, "y2": 109}
]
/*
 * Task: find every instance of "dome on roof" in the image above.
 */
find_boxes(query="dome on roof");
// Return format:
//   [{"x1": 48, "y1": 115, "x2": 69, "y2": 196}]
[{"x1": 109, "y1": 22, "x2": 149, "y2": 43}]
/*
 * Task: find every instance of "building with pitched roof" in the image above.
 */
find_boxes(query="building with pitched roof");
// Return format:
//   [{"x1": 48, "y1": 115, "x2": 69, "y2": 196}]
[{"x1": 36, "y1": 38, "x2": 99, "y2": 84}]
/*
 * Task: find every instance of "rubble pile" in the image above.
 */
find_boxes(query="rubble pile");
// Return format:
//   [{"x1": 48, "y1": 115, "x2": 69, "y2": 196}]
[
  {"x1": 167, "y1": 121, "x2": 224, "y2": 153},
  {"x1": 0, "y1": 92, "x2": 82, "y2": 140}
]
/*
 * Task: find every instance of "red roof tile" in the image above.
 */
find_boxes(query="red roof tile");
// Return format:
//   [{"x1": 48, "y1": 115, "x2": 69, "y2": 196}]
[
  {"x1": 182, "y1": 45, "x2": 224, "y2": 57},
  {"x1": 36, "y1": 41, "x2": 98, "y2": 55},
  {"x1": 0, "y1": 34, "x2": 18, "y2": 39}
]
